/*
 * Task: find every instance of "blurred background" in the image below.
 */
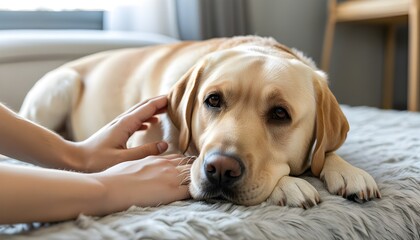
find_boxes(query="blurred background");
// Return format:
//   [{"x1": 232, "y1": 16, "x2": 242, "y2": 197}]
[{"x1": 0, "y1": 0, "x2": 414, "y2": 111}]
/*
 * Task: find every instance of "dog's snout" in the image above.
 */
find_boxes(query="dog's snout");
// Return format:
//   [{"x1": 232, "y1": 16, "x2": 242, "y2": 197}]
[{"x1": 204, "y1": 154, "x2": 243, "y2": 186}]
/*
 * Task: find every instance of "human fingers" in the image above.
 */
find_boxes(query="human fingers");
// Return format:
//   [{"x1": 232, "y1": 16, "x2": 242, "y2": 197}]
[
  {"x1": 136, "y1": 116, "x2": 160, "y2": 130},
  {"x1": 122, "y1": 141, "x2": 169, "y2": 161},
  {"x1": 121, "y1": 97, "x2": 167, "y2": 133},
  {"x1": 123, "y1": 96, "x2": 167, "y2": 121},
  {"x1": 108, "y1": 96, "x2": 167, "y2": 128},
  {"x1": 171, "y1": 185, "x2": 191, "y2": 201},
  {"x1": 140, "y1": 154, "x2": 184, "y2": 161},
  {"x1": 160, "y1": 154, "x2": 184, "y2": 159},
  {"x1": 110, "y1": 97, "x2": 167, "y2": 139},
  {"x1": 144, "y1": 116, "x2": 159, "y2": 124}
]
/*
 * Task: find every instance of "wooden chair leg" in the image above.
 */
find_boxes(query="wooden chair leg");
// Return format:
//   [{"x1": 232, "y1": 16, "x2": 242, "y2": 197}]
[
  {"x1": 408, "y1": 1, "x2": 420, "y2": 111},
  {"x1": 383, "y1": 25, "x2": 396, "y2": 109},
  {"x1": 321, "y1": 16, "x2": 336, "y2": 73}
]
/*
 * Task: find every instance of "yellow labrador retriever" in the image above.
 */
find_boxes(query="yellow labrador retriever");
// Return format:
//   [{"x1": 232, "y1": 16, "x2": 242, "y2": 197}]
[{"x1": 20, "y1": 36, "x2": 380, "y2": 208}]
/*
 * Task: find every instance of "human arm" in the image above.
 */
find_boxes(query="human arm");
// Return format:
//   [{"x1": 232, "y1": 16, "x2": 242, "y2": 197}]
[
  {"x1": 0, "y1": 155, "x2": 191, "y2": 224},
  {"x1": 0, "y1": 95, "x2": 192, "y2": 224},
  {"x1": 0, "y1": 96, "x2": 169, "y2": 172}
]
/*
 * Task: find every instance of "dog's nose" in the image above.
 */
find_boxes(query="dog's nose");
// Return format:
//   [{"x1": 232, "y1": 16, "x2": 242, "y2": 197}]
[{"x1": 204, "y1": 154, "x2": 243, "y2": 186}]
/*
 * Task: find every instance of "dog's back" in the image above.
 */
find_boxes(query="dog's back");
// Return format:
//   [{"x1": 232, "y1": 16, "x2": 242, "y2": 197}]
[{"x1": 20, "y1": 36, "x2": 289, "y2": 141}]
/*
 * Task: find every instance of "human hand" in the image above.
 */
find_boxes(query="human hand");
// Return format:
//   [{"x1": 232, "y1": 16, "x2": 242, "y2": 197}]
[
  {"x1": 0, "y1": 154, "x2": 192, "y2": 224},
  {"x1": 73, "y1": 96, "x2": 170, "y2": 172},
  {"x1": 92, "y1": 154, "x2": 192, "y2": 212}
]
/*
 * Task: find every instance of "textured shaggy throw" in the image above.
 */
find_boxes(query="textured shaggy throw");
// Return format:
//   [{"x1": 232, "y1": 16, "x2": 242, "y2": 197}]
[{"x1": 1, "y1": 105, "x2": 419, "y2": 239}]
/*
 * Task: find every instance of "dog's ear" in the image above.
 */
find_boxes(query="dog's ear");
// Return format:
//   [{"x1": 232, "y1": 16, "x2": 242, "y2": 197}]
[
  {"x1": 167, "y1": 60, "x2": 206, "y2": 153},
  {"x1": 311, "y1": 71, "x2": 349, "y2": 176}
]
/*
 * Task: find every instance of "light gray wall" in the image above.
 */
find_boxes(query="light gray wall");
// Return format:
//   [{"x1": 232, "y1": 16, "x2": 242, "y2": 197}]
[{"x1": 246, "y1": 0, "x2": 391, "y2": 108}]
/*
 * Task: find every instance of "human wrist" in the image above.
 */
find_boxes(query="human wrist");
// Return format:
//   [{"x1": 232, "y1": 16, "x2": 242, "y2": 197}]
[
  {"x1": 81, "y1": 173, "x2": 111, "y2": 216},
  {"x1": 55, "y1": 172, "x2": 110, "y2": 219},
  {"x1": 59, "y1": 140, "x2": 88, "y2": 172},
  {"x1": 88, "y1": 172, "x2": 126, "y2": 215}
]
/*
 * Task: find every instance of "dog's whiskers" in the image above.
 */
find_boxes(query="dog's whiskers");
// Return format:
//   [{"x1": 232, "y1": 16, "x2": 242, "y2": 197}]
[
  {"x1": 179, "y1": 175, "x2": 191, "y2": 185},
  {"x1": 178, "y1": 156, "x2": 197, "y2": 166},
  {"x1": 178, "y1": 168, "x2": 190, "y2": 175},
  {"x1": 178, "y1": 168, "x2": 191, "y2": 185}
]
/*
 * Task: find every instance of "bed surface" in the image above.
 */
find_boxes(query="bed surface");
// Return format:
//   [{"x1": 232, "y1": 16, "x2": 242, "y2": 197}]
[{"x1": 1, "y1": 105, "x2": 419, "y2": 239}]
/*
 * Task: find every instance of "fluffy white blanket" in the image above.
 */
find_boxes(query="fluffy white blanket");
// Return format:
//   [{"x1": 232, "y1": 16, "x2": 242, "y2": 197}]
[{"x1": 1, "y1": 105, "x2": 419, "y2": 239}]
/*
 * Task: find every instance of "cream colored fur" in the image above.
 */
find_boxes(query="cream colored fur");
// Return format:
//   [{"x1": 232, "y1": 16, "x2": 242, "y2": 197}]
[{"x1": 20, "y1": 36, "x2": 380, "y2": 207}]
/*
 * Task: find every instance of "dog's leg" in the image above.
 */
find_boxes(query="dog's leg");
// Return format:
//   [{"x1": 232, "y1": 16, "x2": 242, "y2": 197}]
[
  {"x1": 320, "y1": 152, "x2": 381, "y2": 202},
  {"x1": 19, "y1": 68, "x2": 82, "y2": 133},
  {"x1": 267, "y1": 176, "x2": 320, "y2": 208}
]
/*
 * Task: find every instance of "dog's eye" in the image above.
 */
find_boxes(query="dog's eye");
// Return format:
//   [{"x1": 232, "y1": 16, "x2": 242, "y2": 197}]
[
  {"x1": 205, "y1": 93, "x2": 222, "y2": 108},
  {"x1": 269, "y1": 107, "x2": 290, "y2": 123}
]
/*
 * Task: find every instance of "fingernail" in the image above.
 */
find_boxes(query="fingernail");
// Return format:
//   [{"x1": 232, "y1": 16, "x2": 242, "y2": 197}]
[{"x1": 157, "y1": 142, "x2": 168, "y2": 153}]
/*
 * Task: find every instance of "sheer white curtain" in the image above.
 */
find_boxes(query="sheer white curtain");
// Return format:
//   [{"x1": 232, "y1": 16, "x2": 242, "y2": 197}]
[{"x1": 103, "y1": 0, "x2": 180, "y2": 39}]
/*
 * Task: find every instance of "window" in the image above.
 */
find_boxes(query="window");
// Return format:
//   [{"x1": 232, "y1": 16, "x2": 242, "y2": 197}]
[
  {"x1": 0, "y1": 1, "x2": 119, "y2": 30},
  {"x1": 0, "y1": 11, "x2": 103, "y2": 30}
]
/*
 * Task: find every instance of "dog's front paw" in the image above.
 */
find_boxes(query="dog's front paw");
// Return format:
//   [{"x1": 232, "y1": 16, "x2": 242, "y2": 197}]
[
  {"x1": 267, "y1": 176, "x2": 320, "y2": 209},
  {"x1": 321, "y1": 163, "x2": 381, "y2": 203}
]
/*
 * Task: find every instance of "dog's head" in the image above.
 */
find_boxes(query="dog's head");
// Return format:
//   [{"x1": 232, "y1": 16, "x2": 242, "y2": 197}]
[{"x1": 168, "y1": 45, "x2": 349, "y2": 205}]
